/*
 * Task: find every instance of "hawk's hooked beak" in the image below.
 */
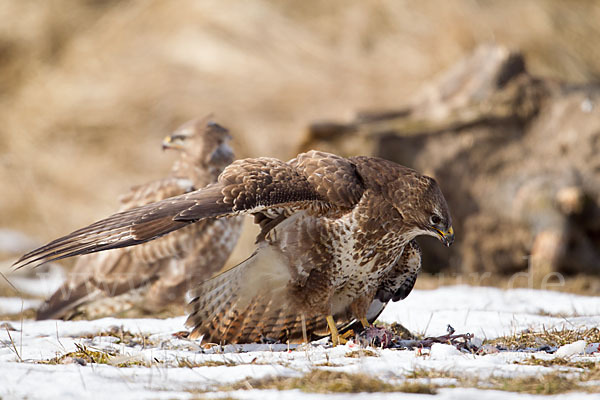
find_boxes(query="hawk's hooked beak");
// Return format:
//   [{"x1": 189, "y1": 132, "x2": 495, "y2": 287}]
[
  {"x1": 436, "y1": 226, "x2": 454, "y2": 247},
  {"x1": 162, "y1": 135, "x2": 184, "y2": 151}
]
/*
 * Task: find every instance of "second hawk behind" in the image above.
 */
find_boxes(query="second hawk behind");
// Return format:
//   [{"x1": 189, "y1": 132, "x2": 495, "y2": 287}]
[{"x1": 36, "y1": 118, "x2": 243, "y2": 320}]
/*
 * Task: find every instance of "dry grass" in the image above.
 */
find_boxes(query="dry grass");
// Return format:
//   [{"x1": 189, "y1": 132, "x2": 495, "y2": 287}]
[
  {"x1": 78, "y1": 326, "x2": 157, "y2": 347},
  {"x1": 232, "y1": 367, "x2": 598, "y2": 395},
  {"x1": 39, "y1": 343, "x2": 150, "y2": 367},
  {"x1": 0, "y1": 307, "x2": 36, "y2": 321},
  {"x1": 489, "y1": 363, "x2": 600, "y2": 394},
  {"x1": 515, "y1": 356, "x2": 597, "y2": 369},
  {"x1": 388, "y1": 321, "x2": 421, "y2": 339},
  {"x1": 229, "y1": 370, "x2": 436, "y2": 394},
  {"x1": 407, "y1": 368, "x2": 457, "y2": 380},
  {"x1": 485, "y1": 327, "x2": 600, "y2": 350},
  {"x1": 490, "y1": 373, "x2": 581, "y2": 395},
  {"x1": 345, "y1": 349, "x2": 378, "y2": 358},
  {"x1": 177, "y1": 358, "x2": 237, "y2": 368},
  {"x1": 408, "y1": 364, "x2": 599, "y2": 394}
]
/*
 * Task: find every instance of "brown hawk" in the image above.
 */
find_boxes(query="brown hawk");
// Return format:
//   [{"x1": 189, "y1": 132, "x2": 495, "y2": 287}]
[
  {"x1": 35, "y1": 117, "x2": 243, "y2": 320},
  {"x1": 15, "y1": 150, "x2": 453, "y2": 344}
]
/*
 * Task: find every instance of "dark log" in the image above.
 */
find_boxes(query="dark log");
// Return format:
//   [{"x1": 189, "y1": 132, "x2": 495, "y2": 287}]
[{"x1": 301, "y1": 44, "x2": 600, "y2": 277}]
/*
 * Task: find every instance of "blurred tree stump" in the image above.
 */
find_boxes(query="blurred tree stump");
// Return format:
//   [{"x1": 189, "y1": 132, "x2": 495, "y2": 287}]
[{"x1": 300, "y1": 44, "x2": 600, "y2": 280}]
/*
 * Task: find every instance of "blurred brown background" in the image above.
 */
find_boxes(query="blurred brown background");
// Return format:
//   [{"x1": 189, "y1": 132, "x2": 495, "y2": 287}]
[{"x1": 2, "y1": 0, "x2": 600, "y2": 280}]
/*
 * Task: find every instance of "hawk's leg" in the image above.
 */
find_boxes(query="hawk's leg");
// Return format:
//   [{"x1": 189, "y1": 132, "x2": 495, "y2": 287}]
[
  {"x1": 337, "y1": 295, "x2": 374, "y2": 341},
  {"x1": 326, "y1": 315, "x2": 347, "y2": 346},
  {"x1": 350, "y1": 292, "x2": 374, "y2": 328}
]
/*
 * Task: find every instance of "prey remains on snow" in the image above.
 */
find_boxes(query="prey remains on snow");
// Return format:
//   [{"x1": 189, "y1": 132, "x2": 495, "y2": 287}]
[{"x1": 14, "y1": 150, "x2": 453, "y2": 345}]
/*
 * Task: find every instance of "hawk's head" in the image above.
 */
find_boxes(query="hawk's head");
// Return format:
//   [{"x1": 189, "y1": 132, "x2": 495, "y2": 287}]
[
  {"x1": 412, "y1": 176, "x2": 453, "y2": 246},
  {"x1": 162, "y1": 116, "x2": 234, "y2": 169},
  {"x1": 389, "y1": 172, "x2": 454, "y2": 247}
]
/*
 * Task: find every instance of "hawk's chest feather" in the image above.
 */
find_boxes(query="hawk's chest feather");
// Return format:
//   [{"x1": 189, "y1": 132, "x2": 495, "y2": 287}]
[{"x1": 326, "y1": 205, "x2": 407, "y2": 291}]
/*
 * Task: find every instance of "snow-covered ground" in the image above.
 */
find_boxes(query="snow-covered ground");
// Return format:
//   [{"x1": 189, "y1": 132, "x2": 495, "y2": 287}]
[{"x1": 1, "y1": 285, "x2": 599, "y2": 399}]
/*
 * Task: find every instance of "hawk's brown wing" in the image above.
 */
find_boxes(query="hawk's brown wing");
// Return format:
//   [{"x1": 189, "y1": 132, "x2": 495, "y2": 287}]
[
  {"x1": 14, "y1": 152, "x2": 363, "y2": 270},
  {"x1": 118, "y1": 176, "x2": 196, "y2": 208},
  {"x1": 185, "y1": 240, "x2": 331, "y2": 343},
  {"x1": 36, "y1": 176, "x2": 213, "y2": 320}
]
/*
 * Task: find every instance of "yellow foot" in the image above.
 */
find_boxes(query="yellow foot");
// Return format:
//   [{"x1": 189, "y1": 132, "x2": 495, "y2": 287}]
[
  {"x1": 360, "y1": 317, "x2": 370, "y2": 329},
  {"x1": 326, "y1": 315, "x2": 348, "y2": 346},
  {"x1": 340, "y1": 329, "x2": 355, "y2": 340}
]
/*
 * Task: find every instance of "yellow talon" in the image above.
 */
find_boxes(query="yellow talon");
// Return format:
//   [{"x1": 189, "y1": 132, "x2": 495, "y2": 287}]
[
  {"x1": 326, "y1": 315, "x2": 347, "y2": 346},
  {"x1": 340, "y1": 329, "x2": 355, "y2": 340},
  {"x1": 360, "y1": 318, "x2": 370, "y2": 329}
]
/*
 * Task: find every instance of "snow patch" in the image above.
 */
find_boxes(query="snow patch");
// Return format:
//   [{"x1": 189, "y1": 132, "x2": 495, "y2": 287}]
[
  {"x1": 555, "y1": 340, "x2": 587, "y2": 358},
  {"x1": 1, "y1": 285, "x2": 599, "y2": 399},
  {"x1": 0, "y1": 297, "x2": 41, "y2": 314},
  {"x1": 429, "y1": 343, "x2": 462, "y2": 359}
]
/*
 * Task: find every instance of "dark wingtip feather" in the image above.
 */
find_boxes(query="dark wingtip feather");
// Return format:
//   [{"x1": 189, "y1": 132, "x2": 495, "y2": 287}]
[
  {"x1": 12, "y1": 184, "x2": 231, "y2": 271},
  {"x1": 36, "y1": 282, "x2": 92, "y2": 320}
]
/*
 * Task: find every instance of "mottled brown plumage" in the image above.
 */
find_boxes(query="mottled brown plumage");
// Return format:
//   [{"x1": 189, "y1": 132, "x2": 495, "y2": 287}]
[
  {"x1": 15, "y1": 150, "x2": 452, "y2": 343},
  {"x1": 184, "y1": 154, "x2": 452, "y2": 344},
  {"x1": 35, "y1": 117, "x2": 243, "y2": 320}
]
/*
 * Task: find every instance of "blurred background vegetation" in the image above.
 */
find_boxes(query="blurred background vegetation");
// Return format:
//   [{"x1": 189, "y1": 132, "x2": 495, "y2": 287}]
[{"x1": 1, "y1": 0, "x2": 600, "y2": 277}]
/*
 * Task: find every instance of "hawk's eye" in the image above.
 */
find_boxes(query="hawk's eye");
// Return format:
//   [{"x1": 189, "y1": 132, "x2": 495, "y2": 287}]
[
  {"x1": 430, "y1": 215, "x2": 441, "y2": 225},
  {"x1": 170, "y1": 134, "x2": 187, "y2": 142}
]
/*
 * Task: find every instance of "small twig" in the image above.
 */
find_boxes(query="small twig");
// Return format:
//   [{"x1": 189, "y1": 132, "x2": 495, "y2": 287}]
[
  {"x1": 301, "y1": 313, "x2": 308, "y2": 345},
  {"x1": 5, "y1": 325, "x2": 23, "y2": 362},
  {"x1": 0, "y1": 271, "x2": 24, "y2": 357},
  {"x1": 55, "y1": 321, "x2": 66, "y2": 352},
  {"x1": 420, "y1": 333, "x2": 473, "y2": 347},
  {"x1": 138, "y1": 326, "x2": 146, "y2": 350},
  {"x1": 561, "y1": 316, "x2": 575, "y2": 328},
  {"x1": 77, "y1": 363, "x2": 87, "y2": 392},
  {"x1": 423, "y1": 313, "x2": 434, "y2": 337}
]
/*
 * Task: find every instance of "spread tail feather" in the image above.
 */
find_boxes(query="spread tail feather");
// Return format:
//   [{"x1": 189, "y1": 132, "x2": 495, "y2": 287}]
[{"x1": 185, "y1": 246, "x2": 327, "y2": 344}]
